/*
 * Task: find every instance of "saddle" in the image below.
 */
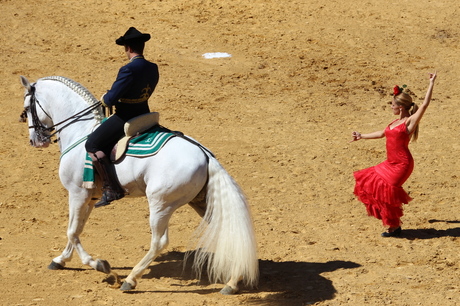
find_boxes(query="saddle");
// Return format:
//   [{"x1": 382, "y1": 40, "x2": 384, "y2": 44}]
[{"x1": 112, "y1": 112, "x2": 159, "y2": 162}]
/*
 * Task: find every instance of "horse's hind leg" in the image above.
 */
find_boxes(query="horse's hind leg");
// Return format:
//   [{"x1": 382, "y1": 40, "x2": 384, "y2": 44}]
[
  {"x1": 120, "y1": 207, "x2": 173, "y2": 290},
  {"x1": 220, "y1": 276, "x2": 243, "y2": 295},
  {"x1": 188, "y1": 186, "x2": 207, "y2": 217},
  {"x1": 189, "y1": 188, "x2": 242, "y2": 295}
]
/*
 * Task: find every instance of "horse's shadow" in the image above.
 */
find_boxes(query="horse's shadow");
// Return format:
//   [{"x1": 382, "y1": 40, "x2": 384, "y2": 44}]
[
  {"x1": 249, "y1": 259, "x2": 361, "y2": 305},
  {"x1": 112, "y1": 251, "x2": 361, "y2": 305}
]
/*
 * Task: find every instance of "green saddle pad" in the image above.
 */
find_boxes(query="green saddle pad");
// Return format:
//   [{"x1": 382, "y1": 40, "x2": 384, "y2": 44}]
[
  {"x1": 125, "y1": 125, "x2": 176, "y2": 157},
  {"x1": 82, "y1": 126, "x2": 176, "y2": 188}
]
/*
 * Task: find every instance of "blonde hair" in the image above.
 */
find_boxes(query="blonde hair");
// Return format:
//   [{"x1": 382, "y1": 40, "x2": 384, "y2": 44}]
[{"x1": 394, "y1": 92, "x2": 419, "y2": 141}]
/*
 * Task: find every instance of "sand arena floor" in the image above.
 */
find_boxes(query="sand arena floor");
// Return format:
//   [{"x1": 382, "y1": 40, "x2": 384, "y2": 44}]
[{"x1": 1, "y1": 0, "x2": 459, "y2": 305}]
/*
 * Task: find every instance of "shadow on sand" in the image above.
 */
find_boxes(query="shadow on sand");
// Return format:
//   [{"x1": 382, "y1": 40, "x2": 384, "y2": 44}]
[
  {"x1": 110, "y1": 251, "x2": 361, "y2": 305},
  {"x1": 398, "y1": 220, "x2": 460, "y2": 239}
]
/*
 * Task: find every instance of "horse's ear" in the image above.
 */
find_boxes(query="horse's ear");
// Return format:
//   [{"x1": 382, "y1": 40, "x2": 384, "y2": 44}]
[{"x1": 20, "y1": 75, "x2": 32, "y2": 92}]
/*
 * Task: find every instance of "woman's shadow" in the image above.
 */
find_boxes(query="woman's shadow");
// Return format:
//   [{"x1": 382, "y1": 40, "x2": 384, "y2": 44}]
[
  {"x1": 113, "y1": 251, "x2": 361, "y2": 305},
  {"x1": 399, "y1": 220, "x2": 460, "y2": 239}
]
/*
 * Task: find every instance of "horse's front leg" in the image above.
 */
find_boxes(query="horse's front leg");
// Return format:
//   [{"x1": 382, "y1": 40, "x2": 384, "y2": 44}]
[
  {"x1": 49, "y1": 191, "x2": 110, "y2": 273},
  {"x1": 120, "y1": 208, "x2": 172, "y2": 290}
]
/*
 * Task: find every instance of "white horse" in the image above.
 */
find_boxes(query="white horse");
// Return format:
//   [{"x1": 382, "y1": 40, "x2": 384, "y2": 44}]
[{"x1": 19, "y1": 75, "x2": 258, "y2": 294}]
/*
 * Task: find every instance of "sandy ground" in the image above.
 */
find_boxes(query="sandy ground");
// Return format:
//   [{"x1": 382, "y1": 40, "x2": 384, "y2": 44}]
[{"x1": 1, "y1": 0, "x2": 459, "y2": 305}]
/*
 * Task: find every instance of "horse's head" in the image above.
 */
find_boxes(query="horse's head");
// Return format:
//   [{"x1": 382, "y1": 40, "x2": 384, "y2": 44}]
[{"x1": 20, "y1": 76, "x2": 52, "y2": 148}]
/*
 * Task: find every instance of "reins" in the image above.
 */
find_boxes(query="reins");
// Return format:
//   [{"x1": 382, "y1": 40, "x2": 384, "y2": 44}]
[
  {"x1": 24, "y1": 83, "x2": 102, "y2": 143},
  {"x1": 22, "y1": 78, "x2": 213, "y2": 163}
]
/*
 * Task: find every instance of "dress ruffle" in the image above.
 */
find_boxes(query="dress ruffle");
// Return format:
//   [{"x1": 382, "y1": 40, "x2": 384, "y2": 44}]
[{"x1": 354, "y1": 166, "x2": 412, "y2": 228}]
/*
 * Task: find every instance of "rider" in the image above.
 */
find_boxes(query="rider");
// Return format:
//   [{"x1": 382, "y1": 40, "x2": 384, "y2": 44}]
[{"x1": 85, "y1": 27, "x2": 160, "y2": 207}]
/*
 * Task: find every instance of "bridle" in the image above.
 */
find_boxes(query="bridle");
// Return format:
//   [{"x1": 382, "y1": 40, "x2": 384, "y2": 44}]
[{"x1": 20, "y1": 83, "x2": 102, "y2": 143}]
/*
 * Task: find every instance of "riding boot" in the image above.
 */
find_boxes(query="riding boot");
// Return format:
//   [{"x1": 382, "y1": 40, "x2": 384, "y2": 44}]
[{"x1": 92, "y1": 155, "x2": 125, "y2": 207}]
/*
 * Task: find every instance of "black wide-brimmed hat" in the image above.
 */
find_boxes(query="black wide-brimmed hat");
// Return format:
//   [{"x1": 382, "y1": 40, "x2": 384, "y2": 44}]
[{"x1": 115, "y1": 27, "x2": 151, "y2": 45}]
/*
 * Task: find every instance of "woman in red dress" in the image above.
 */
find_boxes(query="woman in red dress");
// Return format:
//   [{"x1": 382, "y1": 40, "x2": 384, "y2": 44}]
[{"x1": 351, "y1": 72, "x2": 437, "y2": 237}]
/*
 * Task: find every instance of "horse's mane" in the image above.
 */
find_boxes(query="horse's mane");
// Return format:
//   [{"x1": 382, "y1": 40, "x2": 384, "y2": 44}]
[{"x1": 39, "y1": 76, "x2": 104, "y2": 122}]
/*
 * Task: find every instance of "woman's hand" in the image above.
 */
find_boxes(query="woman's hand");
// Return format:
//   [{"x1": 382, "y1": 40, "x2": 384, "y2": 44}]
[
  {"x1": 350, "y1": 131, "x2": 361, "y2": 142},
  {"x1": 429, "y1": 71, "x2": 437, "y2": 83}
]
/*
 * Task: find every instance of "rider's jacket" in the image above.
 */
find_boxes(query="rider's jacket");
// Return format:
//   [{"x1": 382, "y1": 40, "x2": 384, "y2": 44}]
[{"x1": 102, "y1": 55, "x2": 159, "y2": 121}]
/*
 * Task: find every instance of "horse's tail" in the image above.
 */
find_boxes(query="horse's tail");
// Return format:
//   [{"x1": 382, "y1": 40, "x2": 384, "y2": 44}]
[{"x1": 191, "y1": 155, "x2": 259, "y2": 288}]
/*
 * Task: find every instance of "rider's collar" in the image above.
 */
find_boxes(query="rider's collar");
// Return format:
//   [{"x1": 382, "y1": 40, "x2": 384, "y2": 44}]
[{"x1": 130, "y1": 55, "x2": 144, "y2": 62}]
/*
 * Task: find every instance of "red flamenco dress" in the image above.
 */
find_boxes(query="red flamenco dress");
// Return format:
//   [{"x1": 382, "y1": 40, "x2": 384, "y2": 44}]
[{"x1": 353, "y1": 120, "x2": 414, "y2": 228}]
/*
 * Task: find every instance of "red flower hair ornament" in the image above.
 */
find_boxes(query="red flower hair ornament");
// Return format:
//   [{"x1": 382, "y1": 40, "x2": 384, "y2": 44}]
[{"x1": 393, "y1": 84, "x2": 407, "y2": 96}]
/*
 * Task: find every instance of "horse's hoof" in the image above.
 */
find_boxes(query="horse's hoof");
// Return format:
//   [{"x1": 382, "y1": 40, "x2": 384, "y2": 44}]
[
  {"x1": 48, "y1": 261, "x2": 65, "y2": 270},
  {"x1": 120, "y1": 281, "x2": 135, "y2": 291},
  {"x1": 95, "y1": 259, "x2": 111, "y2": 274},
  {"x1": 220, "y1": 285, "x2": 239, "y2": 295}
]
